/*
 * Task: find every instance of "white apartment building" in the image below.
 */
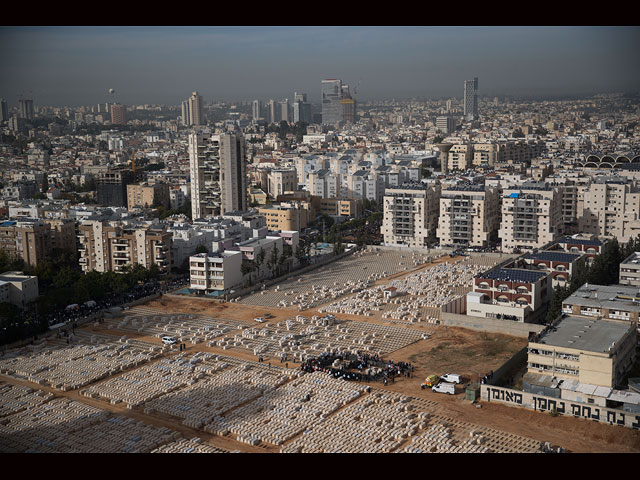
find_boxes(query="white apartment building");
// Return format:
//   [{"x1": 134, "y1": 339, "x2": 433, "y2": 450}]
[
  {"x1": 346, "y1": 170, "x2": 386, "y2": 203},
  {"x1": 308, "y1": 169, "x2": 340, "y2": 198},
  {"x1": 499, "y1": 185, "x2": 564, "y2": 253},
  {"x1": 189, "y1": 250, "x2": 243, "y2": 293},
  {"x1": 436, "y1": 184, "x2": 500, "y2": 248},
  {"x1": 382, "y1": 182, "x2": 441, "y2": 248}
]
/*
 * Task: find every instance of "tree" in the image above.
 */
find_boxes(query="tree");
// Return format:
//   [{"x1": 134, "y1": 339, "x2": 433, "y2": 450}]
[
  {"x1": 256, "y1": 248, "x2": 266, "y2": 278},
  {"x1": 41, "y1": 174, "x2": 49, "y2": 194},
  {"x1": 546, "y1": 284, "x2": 569, "y2": 324},
  {"x1": 267, "y1": 247, "x2": 279, "y2": 277},
  {"x1": 194, "y1": 244, "x2": 209, "y2": 255}
]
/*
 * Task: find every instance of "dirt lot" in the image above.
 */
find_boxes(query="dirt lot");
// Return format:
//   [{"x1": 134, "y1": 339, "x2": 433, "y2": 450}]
[{"x1": 116, "y1": 295, "x2": 640, "y2": 453}]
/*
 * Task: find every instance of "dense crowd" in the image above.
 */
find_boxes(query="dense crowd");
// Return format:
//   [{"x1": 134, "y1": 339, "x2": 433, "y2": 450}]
[
  {"x1": 300, "y1": 350, "x2": 414, "y2": 383},
  {"x1": 45, "y1": 276, "x2": 189, "y2": 328}
]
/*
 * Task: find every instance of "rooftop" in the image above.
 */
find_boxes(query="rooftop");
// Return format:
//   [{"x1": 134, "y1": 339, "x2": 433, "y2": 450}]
[
  {"x1": 523, "y1": 251, "x2": 583, "y2": 263},
  {"x1": 563, "y1": 283, "x2": 640, "y2": 312},
  {"x1": 534, "y1": 315, "x2": 633, "y2": 354},
  {"x1": 478, "y1": 268, "x2": 548, "y2": 283}
]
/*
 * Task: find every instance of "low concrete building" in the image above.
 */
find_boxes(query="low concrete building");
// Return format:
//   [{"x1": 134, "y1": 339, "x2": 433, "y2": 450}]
[
  {"x1": 526, "y1": 315, "x2": 636, "y2": 390},
  {"x1": 189, "y1": 250, "x2": 243, "y2": 293},
  {"x1": 619, "y1": 251, "x2": 640, "y2": 287},
  {"x1": 562, "y1": 283, "x2": 640, "y2": 326}
]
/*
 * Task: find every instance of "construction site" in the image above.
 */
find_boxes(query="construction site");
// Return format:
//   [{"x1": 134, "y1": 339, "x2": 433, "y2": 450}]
[{"x1": 1, "y1": 250, "x2": 639, "y2": 453}]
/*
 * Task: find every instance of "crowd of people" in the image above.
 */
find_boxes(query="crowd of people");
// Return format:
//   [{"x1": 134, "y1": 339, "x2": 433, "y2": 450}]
[
  {"x1": 300, "y1": 350, "x2": 414, "y2": 384},
  {"x1": 45, "y1": 276, "x2": 189, "y2": 329}
]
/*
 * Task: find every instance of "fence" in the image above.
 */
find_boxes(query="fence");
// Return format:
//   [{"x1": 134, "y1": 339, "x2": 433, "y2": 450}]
[
  {"x1": 441, "y1": 312, "x2": 545, "y2": 338},
  {"x1": 481, "y1": 384, "x2": 640, "y2": 430}
]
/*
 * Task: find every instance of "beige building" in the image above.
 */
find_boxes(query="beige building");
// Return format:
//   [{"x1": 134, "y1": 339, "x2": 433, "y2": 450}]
[
  {"x1": 499, "y1": 185, "x2": 564, "y2": 253},
  {"x1": 258, "y1": 204, "x2": 309, "y2": 232},
  {"x1": 578, "y1": 177, "x2": 640, "y2": 243},
  {"x1": 472, "y1": 143, "x2": 499, "y2": 167},
  {"x1": 77, "y1": 221, "x2": 172, "y2": 274},
  {"x1": 319, "y1": 198, "x2": 362, "y2": 219},
  {"x1": 447, "y1": 144, "x2": 473, "y2": 171},
  {"x1": 562, "y1": 283, "x2": 640, "y2": 326},
  {"x1": 619, "y1": 251, "x2": 640, "y2": 287},
  {"x1": 382, "y1": 182, "x2": 441, "y2": 248},
  {"x1": 436, "y1": 184, "x2": 500, "y2": 248},
  {"x1": 126, "y1": 182, "x2": 170, "y2": 210},
  {"x1": 0, "y1": 219, "x2": 50, "y2": 267},
  {"x1": 267, "y1": 169, "x2": 298, "y2": 199},
  {"x1": 527, "y1": 315, "x2": 636, "y2": 389}
]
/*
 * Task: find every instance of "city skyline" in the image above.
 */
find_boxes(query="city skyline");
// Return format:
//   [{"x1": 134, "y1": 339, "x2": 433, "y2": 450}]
[{"x1": 1, "y1": 26, "x2": 639, "y2": 108}]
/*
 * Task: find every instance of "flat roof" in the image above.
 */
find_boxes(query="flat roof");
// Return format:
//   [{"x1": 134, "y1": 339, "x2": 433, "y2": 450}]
[
  {"x1": 479, "y1": 268, "x2": 547, "y2": 283},
  {"x1": 535, "y1": 315, "x2": 632, "y2": 353},
  {"x1": 523, "y1": 251, "x2": 582, "y2": 263},
  {"x1": 556, "y1": 235, "x2": 604, "y2": 247},
  {"x1": 563, "y1": 283, "x2": 640, "y2": 312}
]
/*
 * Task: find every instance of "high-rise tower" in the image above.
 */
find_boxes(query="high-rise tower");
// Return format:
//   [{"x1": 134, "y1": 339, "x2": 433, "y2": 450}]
[
  {"x1": 110, "y1": 104, "x2": 127, "y2": 125},
  {"x1": 252, "y1": 100, "x2": 262, "y2": 122},
  {"x1": 18, "y1": 97, "x2": 34, "y2": 121},
  {"x1": 189, "y1": 131, "x2": 248, "y2": 220},
  {"x1": 463, "y1": 77, "x2": 478, "y2": 121},
  {"x1": 321, "y1": 79, "x2": 343, "y2": 127},
  {"x1": 188, "y1": 91, "x2": 204, "y2": 126}
]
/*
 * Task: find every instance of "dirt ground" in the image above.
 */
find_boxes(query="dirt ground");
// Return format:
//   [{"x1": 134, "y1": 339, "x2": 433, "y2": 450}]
[{"x1": 113, "y1": 294, "x2": 640, "y2": 453}]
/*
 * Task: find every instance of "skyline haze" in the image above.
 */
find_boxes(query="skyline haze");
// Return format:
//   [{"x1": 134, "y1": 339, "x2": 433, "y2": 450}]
[{"x1": 1, "y1": 26, "x2": 639, "y2": 108}]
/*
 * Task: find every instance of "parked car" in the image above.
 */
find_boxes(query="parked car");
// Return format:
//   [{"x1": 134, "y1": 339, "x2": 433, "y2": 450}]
[
  {"x1": 254, "y1": 317, "x2": 266, "y2": 323},
  {"x1": 162, "y1": 336, "x2": 177, "y2": 345}
]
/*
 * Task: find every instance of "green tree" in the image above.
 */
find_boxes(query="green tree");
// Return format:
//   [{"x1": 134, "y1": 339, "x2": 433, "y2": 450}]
[{"x1": 194, "y1": 244, "x2": 209, "y2": 255}]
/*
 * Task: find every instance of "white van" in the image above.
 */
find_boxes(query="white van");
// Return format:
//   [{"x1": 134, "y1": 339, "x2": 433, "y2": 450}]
[
  {"x1": 440, "y1": 373, "x2": 461, "y2": 384},
  {"x1": 432, "y1": 382, "x2": 456, "y2": 395},
  {"x1": 162, "y1": 336, "x2": 177, "y2": 345}
]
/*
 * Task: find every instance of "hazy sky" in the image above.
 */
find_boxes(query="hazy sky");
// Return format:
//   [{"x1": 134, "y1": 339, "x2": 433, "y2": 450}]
[{"x1": 1, "y1": 26, "x2": 639, "y2": 107}]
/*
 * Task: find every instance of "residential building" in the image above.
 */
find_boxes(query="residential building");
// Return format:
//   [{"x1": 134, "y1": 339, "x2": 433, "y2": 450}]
[
  {"x1": 258, "y1": 204, "x2": 308, "y2": 232},
  {"x1": 382, "y1": 182, "x2": 441, "y2": 248},
  {"x1": 447, "y1": 144, "x2": 473, "y2": 171},
  {"x1": 96, "y1": 169, "x2": 134, "y2": 208},
  {"x1": 189, "y1": 131, "x2": 248, "y2": 219},
  {"x1": 126, "y1": 182, "x2": 170, "y2": 210},
  {"x1": 77, "y1": 221, "x2": 172, "y2": 274},
  {"x1": 436, "y1": 184, "x2": 500, "y2": 249},
  {"x1": 267, "y1": 169, "x2": 298, "y2": 199},
  {"x1": 499, "y1": 185, "x2": 564, "y2": 253},
  {"x1": 189, "y1": 250, "x2": 243, "y2": 294},
  {"x1": 110, "y1": 104, "x2": 127, "y2": 125}
]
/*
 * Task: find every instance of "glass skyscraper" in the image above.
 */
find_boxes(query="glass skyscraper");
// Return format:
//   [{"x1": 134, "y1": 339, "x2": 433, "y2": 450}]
[
  {"x1": 321, "y1": 79, "x2": 343, "y2": 126},
  {"x1": 464, "y1": 77, "x2": 478, "y2": 121}
]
